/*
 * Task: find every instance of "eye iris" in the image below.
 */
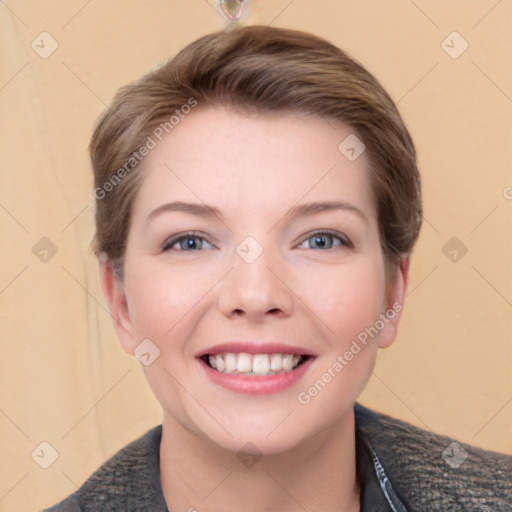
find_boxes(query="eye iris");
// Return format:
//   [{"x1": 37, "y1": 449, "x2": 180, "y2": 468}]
[
  {"x1": 181, "y1": 237, "x2": 201, "y2": 250},
  {"x1": 311, "y1": 234, "x2": 332, "y2": 249}
]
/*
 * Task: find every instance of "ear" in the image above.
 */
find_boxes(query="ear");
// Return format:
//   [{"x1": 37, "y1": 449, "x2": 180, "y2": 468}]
[
  {"x1": 377, "y1": 258, "x2": 410, "y2": 349},
  {"x1": 99, "y1": 258, "x2": 136, "y2": 355}
]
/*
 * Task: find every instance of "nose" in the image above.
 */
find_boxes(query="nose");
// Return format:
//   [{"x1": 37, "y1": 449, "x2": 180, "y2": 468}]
[{"x1": 216, "y1": 248, "x2": 294, "y2": 321}]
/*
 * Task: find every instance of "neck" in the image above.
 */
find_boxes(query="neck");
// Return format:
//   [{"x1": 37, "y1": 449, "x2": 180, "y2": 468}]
[{"x1": 159, "y1": 410, "x2": 360, "y2": 512}]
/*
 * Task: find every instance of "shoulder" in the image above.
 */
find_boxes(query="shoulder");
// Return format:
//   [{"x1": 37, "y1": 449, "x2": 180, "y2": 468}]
[
  {"x1": 41, "y1": 425, "x2": 167, "y2": 512},
  {"x1": 354, "y1": 402, "x2": 512, "y2": 511}
]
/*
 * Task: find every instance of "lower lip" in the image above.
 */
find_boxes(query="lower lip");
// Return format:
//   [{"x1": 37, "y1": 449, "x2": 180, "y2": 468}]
[{"x1": 198, "y1": 357, "x2": 315, "y2": 395}]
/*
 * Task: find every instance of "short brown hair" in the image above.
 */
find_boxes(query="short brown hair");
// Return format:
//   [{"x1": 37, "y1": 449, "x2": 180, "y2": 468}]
[{"x1": 90, "y1": 25, "x2": 422, "y2": 282}]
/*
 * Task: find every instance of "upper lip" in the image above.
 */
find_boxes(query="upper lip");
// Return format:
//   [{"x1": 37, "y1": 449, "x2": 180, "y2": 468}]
[{"x1": 195, "y1": 342, "x2": 317, "y2": 358}]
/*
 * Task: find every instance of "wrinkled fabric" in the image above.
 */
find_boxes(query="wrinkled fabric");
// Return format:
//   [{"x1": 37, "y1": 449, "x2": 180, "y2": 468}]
[{"x1": 43, "y1": 403, "x2": 512, "y2": 511}]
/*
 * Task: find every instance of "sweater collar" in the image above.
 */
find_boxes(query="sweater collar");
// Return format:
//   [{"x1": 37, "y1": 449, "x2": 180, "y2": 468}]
[{"x1": 143, "y1": 405, "x2": 405, "y2": 511}]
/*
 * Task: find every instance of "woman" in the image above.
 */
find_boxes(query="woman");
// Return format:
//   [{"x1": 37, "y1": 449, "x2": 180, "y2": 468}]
[{"x1": 44, "y1": 25, "x2": 511, "y2": 511}]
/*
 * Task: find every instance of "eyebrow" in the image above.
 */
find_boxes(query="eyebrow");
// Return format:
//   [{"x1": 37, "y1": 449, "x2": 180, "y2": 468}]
[
  {"x1": 145, "y1": 200, "x2": 368, "y2": 225},
  {"x1": 146, "y1": 201, "x2": 223, "y2": 225},
  {"x1": 283, "y1": 200, "x2": 368, "y2": 224}
]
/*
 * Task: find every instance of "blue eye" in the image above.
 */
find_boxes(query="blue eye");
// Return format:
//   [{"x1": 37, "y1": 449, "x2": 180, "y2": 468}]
[
  {"x1": 161, "y1": 230, "x2": 351, "y2": 252},
  {"x1": 298, "y1": 231, "x2": 352, "y2": 250},
  {"x1": 162, "y1": 233, "x2": 213, "y2": 251}
]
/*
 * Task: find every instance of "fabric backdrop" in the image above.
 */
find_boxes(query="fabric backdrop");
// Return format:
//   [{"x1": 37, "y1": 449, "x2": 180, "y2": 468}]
[{"x1": 0, "y1": 1, "x2": 510, "y2": 511}]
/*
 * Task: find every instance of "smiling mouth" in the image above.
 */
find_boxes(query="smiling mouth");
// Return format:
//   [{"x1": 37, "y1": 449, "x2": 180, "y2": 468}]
[{"x1": 200, "y1": 352, "x2": 311, "y2": 377}]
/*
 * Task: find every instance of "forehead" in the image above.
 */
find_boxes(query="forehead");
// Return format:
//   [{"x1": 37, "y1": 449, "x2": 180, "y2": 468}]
[{"x1": 132, "y1": 107, "x2": 376, "y2": 223}]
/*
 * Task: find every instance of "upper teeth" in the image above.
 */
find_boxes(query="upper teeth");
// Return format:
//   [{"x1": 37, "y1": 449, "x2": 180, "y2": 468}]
[{"x1": 207, "y1": 353, "x2": 303, "y2": 376}]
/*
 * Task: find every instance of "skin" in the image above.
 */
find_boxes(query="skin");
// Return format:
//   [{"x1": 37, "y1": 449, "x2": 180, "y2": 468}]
[{"x1": 100, "y1": 107, "x2": 409, "y2": 512}]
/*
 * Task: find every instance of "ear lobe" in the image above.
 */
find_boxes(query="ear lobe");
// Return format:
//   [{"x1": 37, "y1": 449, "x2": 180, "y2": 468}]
[
  {"x1": 99, "y1": 259, "x2": 136, "y2": 355},
  {"x1": 377, "y1": 258, "x2": 410, "y2": 349}
]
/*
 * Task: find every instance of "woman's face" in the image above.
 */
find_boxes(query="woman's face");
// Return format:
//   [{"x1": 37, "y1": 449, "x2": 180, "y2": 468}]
[{"x1": 102, "y1": 107, "x2": 408, "y2": 455}]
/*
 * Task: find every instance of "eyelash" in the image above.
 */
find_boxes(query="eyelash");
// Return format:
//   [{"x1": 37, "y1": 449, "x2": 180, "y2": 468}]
[
  {"x1": 161, "y1": 229, "x2": 353, "y2": 252},
  {"x1": 299, "y1": 229, "x2": 353, "y2": 249},
  {"x1": 161, "y1": 231, "x2": 215, "y2": 252}
]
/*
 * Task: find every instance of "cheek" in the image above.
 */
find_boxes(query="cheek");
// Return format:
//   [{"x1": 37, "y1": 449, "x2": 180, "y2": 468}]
[
  {"x1": 293, "y1": 262, "x2": 384, "y2": 422},
  {"x1": 127, "y1": 262, "x2": 212, "y2": 336},
  {"x1": 124, "y1": 264, "x2": 216, "y2": 431},
  {"x1": 307, "y1": 258, "x2": 386, "y2": 344}
]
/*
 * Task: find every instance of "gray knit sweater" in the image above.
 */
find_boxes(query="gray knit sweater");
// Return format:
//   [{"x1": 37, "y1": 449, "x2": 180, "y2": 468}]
[{"x1": 42, "y1": 403, "x2": 512, "y2": 511}]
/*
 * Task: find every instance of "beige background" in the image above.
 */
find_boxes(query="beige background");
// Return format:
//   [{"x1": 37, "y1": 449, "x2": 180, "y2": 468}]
[{"x1": 0, "y1": 1, "x2": 510, "y2": 510}]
